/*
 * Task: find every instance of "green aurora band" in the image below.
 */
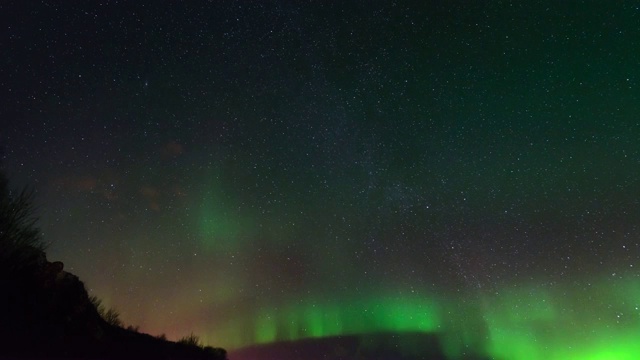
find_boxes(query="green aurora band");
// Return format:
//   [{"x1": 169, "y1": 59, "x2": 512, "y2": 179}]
[
  {"x1": 200, "y1": 275, "x2": 640, "y2": 360},
  {"x1": 194, "y1": 178, "x2": 640, "y2": 359}
]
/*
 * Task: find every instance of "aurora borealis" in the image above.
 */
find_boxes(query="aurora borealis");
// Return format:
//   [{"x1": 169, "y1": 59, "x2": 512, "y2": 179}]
[{"x1": 2, "y1": 1, "x2": 640, "y2": 359}]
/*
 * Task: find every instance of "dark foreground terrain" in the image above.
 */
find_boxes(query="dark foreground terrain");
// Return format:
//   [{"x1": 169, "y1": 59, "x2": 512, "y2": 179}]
[{"x1": 0, "y1": 246, "x2": 226, "y2": 359}]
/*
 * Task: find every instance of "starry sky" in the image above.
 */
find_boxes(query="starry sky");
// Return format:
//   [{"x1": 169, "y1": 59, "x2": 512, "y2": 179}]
[{"x1": 2, "y1": 1, "x2": 640, "y2": 359}]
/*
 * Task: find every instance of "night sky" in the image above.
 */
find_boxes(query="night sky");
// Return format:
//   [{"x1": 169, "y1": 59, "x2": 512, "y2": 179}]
[{"x1": 2, "y1": 1, "x2": 640, "y2": 359}]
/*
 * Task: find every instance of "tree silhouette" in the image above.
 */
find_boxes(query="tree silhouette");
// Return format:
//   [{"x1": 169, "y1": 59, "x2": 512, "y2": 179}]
[
  {"x1": 0, "y1": 161, "x2": 228, "y2": 359},
  {"x1": 0, "y1": 162, "x2": 46, "y2": 277}
]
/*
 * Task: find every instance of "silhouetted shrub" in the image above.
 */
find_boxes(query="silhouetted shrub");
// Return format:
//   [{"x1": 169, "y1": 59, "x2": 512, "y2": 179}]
[
  {"x1": 89, "y1": 295, "x2": 125, "y2": 327},
  {"x1": 204, "y1": 346, "x2": 228, "y2": 359},
  {"x1": 126, "y1": 325, "x2": 140, "y2": 332},
  {"x1": 156, "y1": 333, "x2": 167, "y2": 341},
  {"x1": 104, "y1": 307, "x2": 123, "y2": 327},
  {"x1": 178, "y1": 332, "x2": 202, "y2": 348},
  {"x1": 89, "y1": 295, "x2": 106, "y2": 316}
]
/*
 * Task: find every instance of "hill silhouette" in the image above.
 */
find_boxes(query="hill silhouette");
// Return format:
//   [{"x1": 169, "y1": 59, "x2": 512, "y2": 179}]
[{"x1": 0, "y1": 166, "x2": 227, "y2": 359}]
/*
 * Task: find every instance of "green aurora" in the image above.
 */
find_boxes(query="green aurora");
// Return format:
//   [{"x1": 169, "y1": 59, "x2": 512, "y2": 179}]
[
  {"x1": 206, "y1": 275, "x2": 640, "y2": 360},
  {"x1": 3, "y1": 2, "x2": 640, "y2": 359}
]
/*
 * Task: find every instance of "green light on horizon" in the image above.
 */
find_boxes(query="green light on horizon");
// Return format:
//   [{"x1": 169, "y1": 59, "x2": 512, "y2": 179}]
[
  {"x1": 459, "y1": 278, "x2": 640, "y2": 360},
  {"x1": 250, "y1": 295, "x2": 440, "y2": 345},
  {"x1": 206, "y1": 278, "x2": 640, "y2": 360}
]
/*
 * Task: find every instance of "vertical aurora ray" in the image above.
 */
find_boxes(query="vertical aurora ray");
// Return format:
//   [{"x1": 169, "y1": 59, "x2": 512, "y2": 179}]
[
  {"x1": 255, "y1": 312, "x2": 278, "y2": 344},
  {"x1": 196, "y1": 168, "x2": 253, "y2": 251}
]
